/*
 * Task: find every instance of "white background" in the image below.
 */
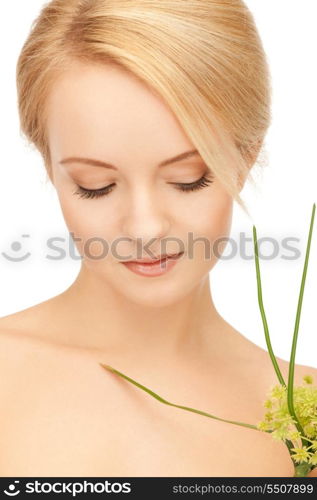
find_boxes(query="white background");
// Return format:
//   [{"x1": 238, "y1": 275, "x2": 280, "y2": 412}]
[{"x1": 0, "y1": 1, "x2": 316, "y2": 367}]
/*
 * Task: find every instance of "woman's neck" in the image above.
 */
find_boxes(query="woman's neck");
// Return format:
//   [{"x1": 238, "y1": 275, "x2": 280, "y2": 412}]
[{"x1": 57, "y1": 264, "x2": 225, "y2": 367}]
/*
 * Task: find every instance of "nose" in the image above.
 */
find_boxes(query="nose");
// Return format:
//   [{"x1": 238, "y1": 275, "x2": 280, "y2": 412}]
[{"x1": 121, "y1": 186, "x2": 171, "y2": 244}]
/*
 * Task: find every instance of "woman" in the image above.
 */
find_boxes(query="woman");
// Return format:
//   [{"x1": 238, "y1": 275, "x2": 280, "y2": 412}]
[{"x1": 0, "y1": 0, "x2": 316, "y2": 477}]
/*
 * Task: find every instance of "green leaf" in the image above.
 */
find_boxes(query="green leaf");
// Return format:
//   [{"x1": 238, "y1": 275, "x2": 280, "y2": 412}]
[
  {"x1": 100, "y1": 363, "x2": 258, "y2": 431},
  {"x1": 287, "y1": 203, "x2": 316, "y2": 444},
  {"x1": 252, "y1": 225, "x2": 286, "y2": 386}
]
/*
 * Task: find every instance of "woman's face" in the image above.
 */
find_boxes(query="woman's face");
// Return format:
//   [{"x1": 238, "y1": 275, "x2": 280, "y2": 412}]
[{"x1": 46, "y1": 60, "x2": 233, "y2": 307}]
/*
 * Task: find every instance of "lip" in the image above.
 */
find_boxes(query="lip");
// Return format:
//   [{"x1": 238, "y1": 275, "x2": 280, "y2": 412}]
[
  {"x1": 125, "y1": 252, "x2": 182, "y2": 264},
  {"x1": 121, "y1": 251, "x2": 184, "y2": 277}
]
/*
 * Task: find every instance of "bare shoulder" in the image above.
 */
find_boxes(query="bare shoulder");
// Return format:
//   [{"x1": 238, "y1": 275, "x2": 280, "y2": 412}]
[
  {"x1": 0, "y1": 292, "x2": 72, "y2": 351},
  {"x1": 274, "y1": 355, "x2": 317, "y2": 386},
  {"x1": 225, "y1": 324, "x2": 317, "y2": 391},
  {"x1": 0, "y1": 297, "x2": 79, "y2": 403},
  {"x1": 0, "y1": 323, "x2": 55, "y2": 398},
  {"x1": 0, "y1": 301, "x2": 56, "y2": 372},
  {"x1": 0, "y1": 316, "x2": 117, "y2": 432},
  {"x1": 0, "y1": 326, "x2": 37, "y2": 375},
  {"x1": 0, "y1": 301, "x2": 116, "y2": 392},
  {"x1": 0, "y1": 325, "x2": 46, "y2": 430},
  {"x1": 293, "y1": 360, "x2": 317, "y2": 383},
  {"x1": 0, "y1": 296, "x2": 59, "y2": 337},
  {"x1": 251, "y1": 347, "x2": 317, "y2": 400}
]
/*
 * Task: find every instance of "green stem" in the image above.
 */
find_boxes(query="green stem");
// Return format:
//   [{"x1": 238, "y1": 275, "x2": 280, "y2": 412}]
[
  {"x1": 287, "y1": 203, "x2": 316, "y2": 445},
  {"x1": 252, "y1": 226, "x2": 286, "y2": 386},
  {"x1": 100, "y1": 363, "x2": 259, "y2": 431},
  {"x1": 293, "y1": 463, "x2": 313, "y2": 477}
]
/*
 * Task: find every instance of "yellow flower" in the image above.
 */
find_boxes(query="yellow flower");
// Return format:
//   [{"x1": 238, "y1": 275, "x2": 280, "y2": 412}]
[
  {"x1": 309, "y1": 453, "x2": 317, "y2": 466},
  {"x1": 272, "y1": 426, "x2": 289, "y2": 441},
  {"x1": 257, "y1": 421, "x2": 270, "y2": 431},
  {"x1": 264, "y1": 399, "x2": 273, "y2": 409},
  {"x1": 264, "y1": 411, "x2": 274, "y2": 422},
  {"x1": 303, "y1": 375, "x2": 314, "y2": 385},
  {"x1": 304, "y1": 424, "x2": 316, "y2": 438},
  {"x1": 289, "y1": 430, "x2": 301, "y2": 440},
  {"x1": 257, "y1": 378, "x2": 317, "y2": 469},
  {"x1": 271, "y1": 385, "x2": 287, "y2": 399},
  {"x1": 290, "y1": 446, "x2": 311, "y2": 463}
]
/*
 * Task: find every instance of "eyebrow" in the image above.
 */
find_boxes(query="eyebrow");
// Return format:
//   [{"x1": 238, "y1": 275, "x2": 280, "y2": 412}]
[{"x1": 59, "y1": 149, "x2": 200, "y2": 170}]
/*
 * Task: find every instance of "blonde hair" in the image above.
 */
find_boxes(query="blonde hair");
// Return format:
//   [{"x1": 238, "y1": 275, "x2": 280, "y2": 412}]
[{"x1": 16, "y1": 0, "x2": 271, "y2": 215}]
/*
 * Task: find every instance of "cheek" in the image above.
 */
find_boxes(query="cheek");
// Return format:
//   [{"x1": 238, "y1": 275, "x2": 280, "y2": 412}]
[
  {"x1": 183, "y1": 191, "x2": 233, "y2": 261},
  {"x1": 56, "y1": 191, "x2": 119, "y2": 259},
  {"x1": 183, "y1": 188, "x2": 233, "y2": 235}
]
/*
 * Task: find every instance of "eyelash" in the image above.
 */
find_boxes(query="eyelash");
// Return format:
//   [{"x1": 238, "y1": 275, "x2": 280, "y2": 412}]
[{"x1": 73, "y1": 173, "x2": 214, "y2": 200}]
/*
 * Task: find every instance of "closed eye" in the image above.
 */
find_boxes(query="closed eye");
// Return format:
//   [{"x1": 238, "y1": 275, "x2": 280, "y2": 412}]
[
  {"x1": 73, "y1": 183, "x2": 116, "y2": 200},
  {"x1": 171, "y1": 173, "x2": 214, "y2": 192},
  {"x1": 73, "y1": 172, "x2": 214, "y2": 200}
]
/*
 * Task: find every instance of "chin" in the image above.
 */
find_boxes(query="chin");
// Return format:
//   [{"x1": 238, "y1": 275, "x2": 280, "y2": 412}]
[{"x1": 111, "y1": 273, "x2": 204, "y2": 309}]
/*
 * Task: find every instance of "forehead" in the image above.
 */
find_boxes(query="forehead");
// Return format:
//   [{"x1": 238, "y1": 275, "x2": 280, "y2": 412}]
[{"x1": 46, "y1": 61, "x2": 194, "y2": 164}]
